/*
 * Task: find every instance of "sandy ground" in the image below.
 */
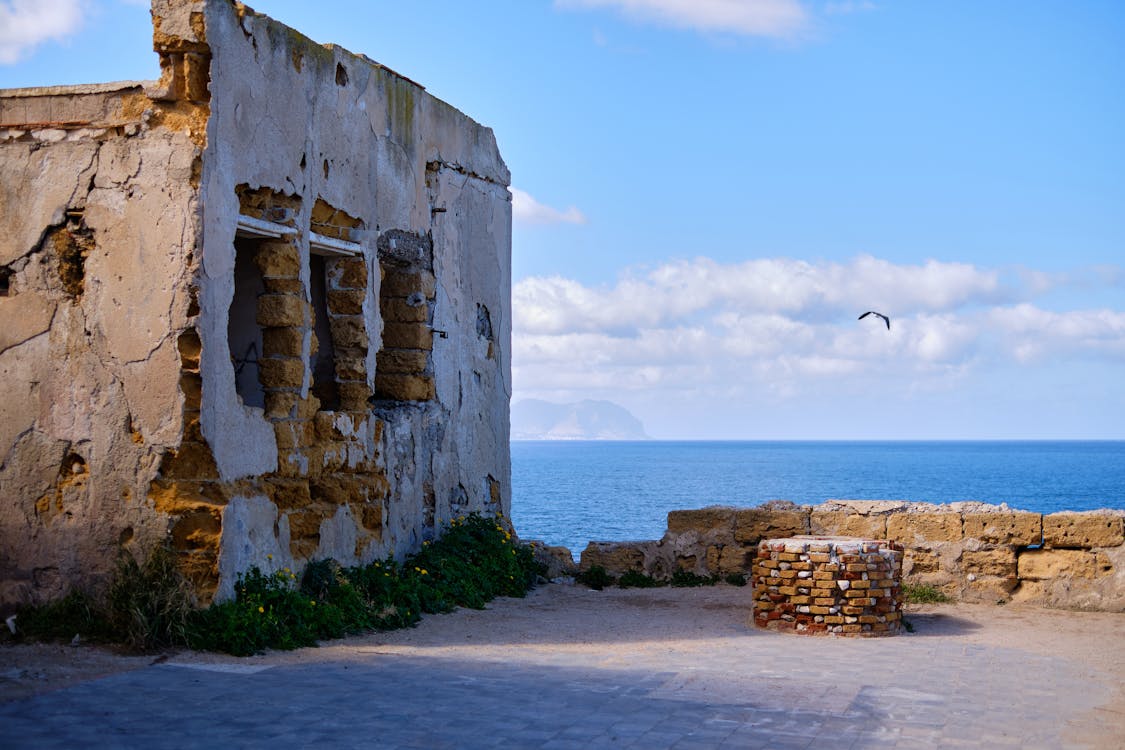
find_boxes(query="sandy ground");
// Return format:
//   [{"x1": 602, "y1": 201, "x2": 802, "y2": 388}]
[{"x1": 2, "y1": 583, "x2": 1123, "y2": 744}]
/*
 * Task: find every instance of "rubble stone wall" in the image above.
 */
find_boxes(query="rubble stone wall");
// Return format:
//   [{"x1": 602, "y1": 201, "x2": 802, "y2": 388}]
[{"x1": 580, "y1": 501, "x2": 1125, "y2": 611}]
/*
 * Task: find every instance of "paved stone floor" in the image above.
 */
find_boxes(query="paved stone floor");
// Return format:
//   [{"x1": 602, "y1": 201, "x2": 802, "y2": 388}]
[{"x1": 0, "y1": 585, "x2": 1121, "y2": 748}]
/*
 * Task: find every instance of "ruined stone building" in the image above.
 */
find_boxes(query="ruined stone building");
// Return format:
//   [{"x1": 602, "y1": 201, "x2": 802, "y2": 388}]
[{"x1": 0, "y1": 0, "x2": 512, "y2": 607}]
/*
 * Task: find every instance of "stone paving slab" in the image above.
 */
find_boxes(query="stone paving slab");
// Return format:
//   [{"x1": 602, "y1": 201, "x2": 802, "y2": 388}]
[{"x1": 0, "y1": 585, "x2": 1121, "y2": 748}]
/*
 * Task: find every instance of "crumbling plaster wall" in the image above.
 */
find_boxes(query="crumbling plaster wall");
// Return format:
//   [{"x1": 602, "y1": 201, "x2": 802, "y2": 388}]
[
  {"x1": 196, "y1": 1, "x2": 512, "y2": 600},
  {"x1": 1, "y1": 0, "x2": 511, "y2": 608},
  {"x1": 0, "y1": 81, "x2": 202, "y2": 608}
]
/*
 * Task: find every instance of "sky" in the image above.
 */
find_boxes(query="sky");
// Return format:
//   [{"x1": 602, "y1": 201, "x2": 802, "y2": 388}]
[{"x1": 3, "y1": 0, "x2": 1123, "y2": 439}]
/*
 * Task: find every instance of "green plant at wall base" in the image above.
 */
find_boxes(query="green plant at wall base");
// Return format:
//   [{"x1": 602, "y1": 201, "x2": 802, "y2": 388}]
[
  {"x1": 724, "y1": 572, "x2": 748, "y2": 587},
  {"x1": 618, "y1": 569, "x2": 663, "y2": 589},
  {"x1": 12, "y1": 543, "x2": 194, "y2": 650},
  {"x1": 575, "y1": 565, "x2": 614, "y2": 591},
  {"x1": 106, "y1": 544, "x2": 196, "y2": 651},
  {"x1": 190, "y1": 513, "x2": 544, "y2": 655},
  {"x1": 902, "y1": 583, "x2": 953, "y2": 604},
  {"x1": 670, "y1": 570, "x2": 719, "y2": 587},
  {"x1": 10, "y1": 590, "x2": 111, "y2": 643}
]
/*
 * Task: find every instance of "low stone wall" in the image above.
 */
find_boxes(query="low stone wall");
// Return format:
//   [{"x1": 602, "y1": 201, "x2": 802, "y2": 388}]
[{"x1": 579, "y1": 501, "x2": 1125, "y2": 611}]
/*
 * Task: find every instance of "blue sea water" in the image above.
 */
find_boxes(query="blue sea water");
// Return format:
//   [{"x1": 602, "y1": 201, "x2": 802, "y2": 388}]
[{"x1": 510, "y1": 441, "x2": 1125, "y2": 554}]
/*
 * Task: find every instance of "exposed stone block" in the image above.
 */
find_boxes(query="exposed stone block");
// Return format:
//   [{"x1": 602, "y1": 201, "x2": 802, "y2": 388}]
[
  {"x1": 374, "y1": 373, "x2": 435, "y2": 401},
  {"x1": 311, "y1": 475, "x2": 362, "y2": 506},
  {"x1": 666, "y1": 506, "x2": 735, "y2": 535},
  {"x1": 329, "y1": 316, "x2": 369, "y2": 349},
  {"x1": 336, "y1": 381, "x2": 372, "y2": 411},
  {"x1": 254, "y1": 243, "x2": 300, "y2": 278},
  {"x1": 810, "y1": 510, "x2": 887, "y2": 539},
  {"x1": 263, "y1": 391, "x2": 298, "y2": 419},
  {"x1": 262, "y1": 327, "x2": 304, "y2": 357},
  {"x1": 176, "y1": 329, "x2": 201, "y2": 369},
  {"x1": 179, "y1": 372, "x2": 202, "y2": 409},
  {"x1": 381, "y1": 321, "x2": 431, "y2": 350},
  {"x1": 963, "y1": 512, "x2": 1041, "y2": 545},
  {"x1": 258, "y1": 357, "x2": 304, "y2": 389},
  {"x1": 1043, "y1": 512, "x2": 1124, "y2": 549},
  {"x1": 382, "y1": 267, "x2": 435, "y2": 298},
  {"x1": 256, "y1": 294, "x2": 306, "y2": 327},
  {"x1": 1018, "y1": 549, "x2": 1114, "y2": 580},
  {"x1": 357, "y1": 501, "x2": 383, "y2": 534},
  {"x1": 327, "y1": 289, "x2": 365, "y2": 315},
  {"x1": 965, "y1": 575, "x2": 1019, "y2": 601},
  {"x1": 381, "y1": 297, "x2": 428, "y2": 323},
  {"x1": 580, "y1": 542, "x2": 648, "y2": 575},
  {"x1": 263, "y1": 277, "x2": 304, "y2": 294},
  {"x1": 161, "y1": 442, "x2": 219, "y2": 480},
  {"x1": 265, "y1": 479, "x2": 311, "y2": 510},
  {"x1": 170, "y1": 508, "x2": 222, "y2": 550},
  {"x1": 733, "y1": 508, "x2": 810, "y2": 544},
  {"x1": 333, "y1": 355, "x2": 367, "y2": 382},
  {"x1": 887, "y1": 512, "x2": 962, "y2": 543},
  {"x1": 334, "y1": 258, "x2": 368, "y2": 289},
  {"x1": 962, "y1": 548, "x2": 1017, "y2": 577},
  {"x1": 376, "y1": 348, "x2": 429, "y2": 375}
]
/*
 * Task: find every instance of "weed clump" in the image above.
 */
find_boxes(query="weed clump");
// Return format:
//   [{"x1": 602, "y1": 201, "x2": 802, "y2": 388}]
[
  {"x1": 670, "y1": 570, "x2": 719, "y2": 587},
  {"x1": 190, "y1": 513, "x2": 543, "y2": 655},
  {"x1": 618, "y1": 569, "x2": 662, "y2": 589},
  {"x1": 11, "y1": 544, "x2": 194, "y2": 650},
  {"x1": 724, "y1": 572, "x2": 748, "y2": 587},
  {"x1": 902, "y1": 583, "x2": 952, "y2": 604},
  {"x1": 575, "y1": 565, "x2": 614, "y2": 590}
]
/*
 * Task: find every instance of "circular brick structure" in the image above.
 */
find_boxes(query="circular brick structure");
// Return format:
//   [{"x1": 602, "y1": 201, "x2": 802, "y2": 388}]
[{"x1": 752, "y1": 536, "x2": 904, "y2": 636}]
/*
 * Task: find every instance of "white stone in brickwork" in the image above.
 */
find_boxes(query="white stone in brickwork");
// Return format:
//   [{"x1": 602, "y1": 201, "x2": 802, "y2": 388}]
[{"x1": 837, "y1": 580, "x2": 850, "y2": 590}]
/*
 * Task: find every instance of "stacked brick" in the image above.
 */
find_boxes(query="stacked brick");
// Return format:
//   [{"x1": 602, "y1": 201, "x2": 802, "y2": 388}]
[{"x1": 752, "y1": 537, "x2": 904, "y2": 636}]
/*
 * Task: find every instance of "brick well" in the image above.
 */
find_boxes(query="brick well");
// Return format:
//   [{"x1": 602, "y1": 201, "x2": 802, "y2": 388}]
[{"x1": 752, "y1": 536, "x2": 904, "y2": 636}]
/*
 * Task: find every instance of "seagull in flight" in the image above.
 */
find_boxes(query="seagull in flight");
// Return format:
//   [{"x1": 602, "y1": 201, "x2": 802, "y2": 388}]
[{"x1": 858, "y1": 311, "x2": 890, "y2": 330}]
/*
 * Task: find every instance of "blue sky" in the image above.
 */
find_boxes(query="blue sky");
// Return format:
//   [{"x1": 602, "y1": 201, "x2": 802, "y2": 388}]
[{"x1": 3, "y1": 1, "x2": 1123, "y2": 439}]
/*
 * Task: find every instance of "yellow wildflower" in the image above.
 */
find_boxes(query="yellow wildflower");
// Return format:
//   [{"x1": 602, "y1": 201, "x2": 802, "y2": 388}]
[
  {"x1": 420, "y1": 569, "x2": 428, "y2": 575},
  {"x1": 258, "y1": 606, "x2": 264, "y2": 613}
]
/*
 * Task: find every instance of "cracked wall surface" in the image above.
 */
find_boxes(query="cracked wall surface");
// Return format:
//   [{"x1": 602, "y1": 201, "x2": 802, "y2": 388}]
[{"x1": 0, "y1": 0, "x2": 511, "y2": 608}]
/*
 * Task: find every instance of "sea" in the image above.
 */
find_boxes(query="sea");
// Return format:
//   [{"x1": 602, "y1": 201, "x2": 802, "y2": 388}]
[{"x1": 510, "y1": 440, "x2": 1125, "y2": 554}]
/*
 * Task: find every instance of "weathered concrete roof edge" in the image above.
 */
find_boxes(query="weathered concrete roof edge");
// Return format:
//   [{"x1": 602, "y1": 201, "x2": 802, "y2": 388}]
[{"x1": 0, "y1": 81, "x2": 154, "y2": 99}]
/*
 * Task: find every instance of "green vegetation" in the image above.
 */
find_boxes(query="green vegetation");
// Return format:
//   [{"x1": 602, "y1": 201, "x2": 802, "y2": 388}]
[
  {"x1": 10, "y1": 544, "x2": 195, "y2": 650},
  {"x1": 902, "y1": 583, "x2": 953, "y2": 604},
  {"x1": 10, "y1": 514, "x2": 543, "y2": 657},
  {"x1": 669, "y1": 570, "x2": 719, "y2": 587},
  {"x1": 724, "y1": 572, "x2": 748, "y2": 587},
  {"x1": 575, "y1": 565, "x2": 614, "y2": 590},
  {"x1": 617, "y1": 569, "x2": 662, "y2": 589}
]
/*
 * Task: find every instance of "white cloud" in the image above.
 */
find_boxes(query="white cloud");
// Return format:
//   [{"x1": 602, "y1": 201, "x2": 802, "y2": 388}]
[
  {"x1": 512, "y1": 256, "x2": 1125, "y2": 407},
  {"x1": 510, "y1": 188, "x2": 587, "y2": 226},
  {"x1": 514, "y1": 255, "x2": 1005, "y2": 335},
  {"x1": 556, "y1": 0, "x2": 809, "y2": 39},
  {"x1": 0, "y1": 0, "x2": 86, "y2": 65}
]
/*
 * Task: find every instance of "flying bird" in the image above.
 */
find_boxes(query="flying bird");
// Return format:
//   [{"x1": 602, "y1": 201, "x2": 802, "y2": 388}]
[{"x1": 858, "y1": 311, "x2": 890, "y2": 330}]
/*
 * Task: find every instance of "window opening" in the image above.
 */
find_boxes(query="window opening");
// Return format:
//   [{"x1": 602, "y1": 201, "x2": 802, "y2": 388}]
[
  {"x1": 228, "y1": 236, "x2": 266, "y2": 408},
  {"x1": 309, "y1": 254, "x2": 340, "y2": 410}
]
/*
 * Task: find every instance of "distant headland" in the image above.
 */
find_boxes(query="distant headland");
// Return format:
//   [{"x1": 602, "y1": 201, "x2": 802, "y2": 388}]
[{"x1": 511, "y1": 399, "x2": 650, "y2": 440}]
